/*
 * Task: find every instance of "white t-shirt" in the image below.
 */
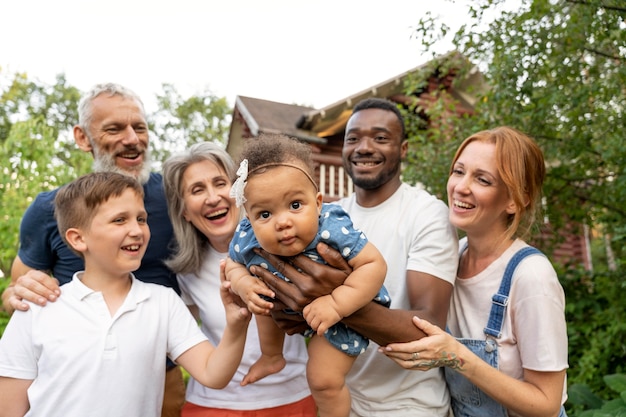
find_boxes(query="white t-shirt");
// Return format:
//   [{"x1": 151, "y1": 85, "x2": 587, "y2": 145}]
[
  {"x1": 338, "y1": 182, "x2": 459, "y2": 417},
  {"x1": 177, "y1": 246, "x2": 311, "y2": 410},
  {"x1": 0, "y1": 273, "x2": 207, "y2": 417},
  {"x1": 447, "y1": 238, "x2": 569, "y2": 411}
]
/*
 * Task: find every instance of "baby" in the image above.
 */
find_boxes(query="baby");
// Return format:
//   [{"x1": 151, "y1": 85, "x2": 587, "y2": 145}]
[{"x1": 226, "y1": 133, "x2": 389, "y2": 417}]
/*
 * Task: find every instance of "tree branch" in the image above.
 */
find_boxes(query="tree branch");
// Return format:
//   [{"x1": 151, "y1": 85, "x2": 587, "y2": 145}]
[
  {"x1": 565, "y1": 0, "x2": 626, "y2": 13},
  {"x1": 572, "y1": 189, "x2": 626, "y2": 218},
  {"x1": 582, "y1": 46, "x2": 624, "y2": 61}
]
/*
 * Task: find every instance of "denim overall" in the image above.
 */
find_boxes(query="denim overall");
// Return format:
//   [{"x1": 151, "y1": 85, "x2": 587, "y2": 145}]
[{"x1": 445, "y1": 246, "x2": 567, "y2": 417}]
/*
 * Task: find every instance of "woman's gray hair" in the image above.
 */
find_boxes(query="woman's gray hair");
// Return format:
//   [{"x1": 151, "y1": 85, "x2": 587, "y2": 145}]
[
  {"x1": 163, "y1": 141, "x2": 237, "y2": 274},
  {"x1": 78, "y1": 83, "x2": 146, "y2": 136}
]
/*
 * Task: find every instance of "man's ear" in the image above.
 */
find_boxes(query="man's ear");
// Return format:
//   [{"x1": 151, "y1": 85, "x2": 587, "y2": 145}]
[
  {"x1": 65, "y1": 228, "x2": 87, "y2": 254},
  {"x1": 400, "y1": 139, "x2": 409, "y2": 160},
  {"x1": 73, "y1": 125, "x2": 93, "y2": 152}
]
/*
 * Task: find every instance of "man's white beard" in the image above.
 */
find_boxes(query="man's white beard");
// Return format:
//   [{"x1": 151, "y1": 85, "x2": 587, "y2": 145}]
[{"x1": 91, "y1": 145, "x2": 152, "y2": 185}]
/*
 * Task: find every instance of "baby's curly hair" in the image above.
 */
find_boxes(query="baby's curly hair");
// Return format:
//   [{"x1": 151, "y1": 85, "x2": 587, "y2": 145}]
[{"x1": 238, "y1": 133, "x2": 315, "y2": 178}]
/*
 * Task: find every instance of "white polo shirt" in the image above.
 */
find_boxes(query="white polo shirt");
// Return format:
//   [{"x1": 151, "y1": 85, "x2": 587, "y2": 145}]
[{"x1": 0, "y1": 273, "x2": 207, "y2": 417}]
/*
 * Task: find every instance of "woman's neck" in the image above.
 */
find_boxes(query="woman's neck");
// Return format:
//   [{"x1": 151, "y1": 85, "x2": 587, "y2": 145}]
[
  {"x1": 210, "y1": 238, "x2": 230, "y2": 254},
  {"x1": 459, "y1": 233, "x2": 514, "y2": 278}
]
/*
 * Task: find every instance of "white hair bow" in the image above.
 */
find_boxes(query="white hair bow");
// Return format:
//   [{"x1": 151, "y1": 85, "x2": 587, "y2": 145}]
[{"x1": 230, "y1": 159, "x2": 248, "y2": 207}]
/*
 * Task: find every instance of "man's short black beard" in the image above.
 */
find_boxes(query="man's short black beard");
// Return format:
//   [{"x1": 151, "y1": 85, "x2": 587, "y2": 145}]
[{"x1": 352, "y1": 177, "x2": 386, "y2": 190}]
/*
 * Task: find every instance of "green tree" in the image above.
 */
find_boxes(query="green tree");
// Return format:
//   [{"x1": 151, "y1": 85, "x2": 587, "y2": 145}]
[
  {"x1": 0, "y1": 72, "x2": 90, "y2": 279},
  {"x1": 150, "y1": 82, "x2": 231, "y2": 163},
  {"x1": 0, "y1": 118, "x2": 90, "y2": 271},
  {"x1": 0, "y1": 71, "x2": 81, "y2": 147}
]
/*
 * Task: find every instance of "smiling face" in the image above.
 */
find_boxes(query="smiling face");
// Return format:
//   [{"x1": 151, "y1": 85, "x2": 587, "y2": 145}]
[
  {"x1": 181, "y1": 159, "x2": 240, "y2": 253},
  {"x1": 243, "y1": 165, "x2": 323, "y2": 257},
  {"x1": 73, "y1": 188, "x2": 150, "y2": 279},
  {"x1": 343, "y1": 108, "x2": 407, "y2": 204},
  {"x1": 76, "y1": 94, "x2": 152, "y2": 183},
  {"x1": 447, "y1": 140, "x2": 517, "y2": 238}
]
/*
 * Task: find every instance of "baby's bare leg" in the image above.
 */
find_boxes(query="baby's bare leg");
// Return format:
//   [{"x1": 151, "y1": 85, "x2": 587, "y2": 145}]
[
  {"x1": 306, "y1": 336, "x2": 356, "y2": 417},
  {"x1": 241, "y1": 315, "x2": 286, "y2": 386}
]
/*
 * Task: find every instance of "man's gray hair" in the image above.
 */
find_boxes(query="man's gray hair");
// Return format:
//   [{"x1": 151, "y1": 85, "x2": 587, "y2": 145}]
[{"x1": 78, "y1": 83, "x2": 146, "y2": 135}]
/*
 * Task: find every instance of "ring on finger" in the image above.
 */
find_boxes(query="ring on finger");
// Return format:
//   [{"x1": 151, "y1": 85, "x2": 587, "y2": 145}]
[{"x1": 411, "y1": 352, "x2": 420, "y2": 360}]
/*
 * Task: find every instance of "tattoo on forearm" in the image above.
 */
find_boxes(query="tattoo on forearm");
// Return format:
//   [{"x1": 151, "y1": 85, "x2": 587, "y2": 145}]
[
  {"x1": 442, "y1": 351, "x2": 465, "y2": 370},
  {"x1": 416, "y1": 351, "x2": 465, "y2": 370}
]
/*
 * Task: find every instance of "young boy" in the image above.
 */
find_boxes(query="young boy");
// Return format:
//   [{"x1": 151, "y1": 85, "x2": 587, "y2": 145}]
[
  {"x1": 225, "y1": 134, "x2": 389, "y2": 417},
  {"x1": 0, "y1": 172, "x2": 250, "y2": 417}
]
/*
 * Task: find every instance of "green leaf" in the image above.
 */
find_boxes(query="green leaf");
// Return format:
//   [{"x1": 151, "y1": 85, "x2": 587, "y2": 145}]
[
  {"x1": 568, "y1": 383, "x2": 605, "y2": 409},
  {"x1": 605, "y1": 374, "x2": 626, "y2": 394},
  {"x1": 600, "y1": 398, "x2": 626, "y2": 413}
]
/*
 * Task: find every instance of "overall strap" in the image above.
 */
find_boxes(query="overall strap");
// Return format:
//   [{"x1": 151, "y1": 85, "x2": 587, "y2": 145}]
[{"x1": 484, "y1": 246, "x2": 544, "y2": 338}]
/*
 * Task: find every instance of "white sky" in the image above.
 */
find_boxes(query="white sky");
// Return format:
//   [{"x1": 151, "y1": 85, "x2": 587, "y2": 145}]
[{"x1": 1, "y1": 0, "x2": 469, "y2": 112}]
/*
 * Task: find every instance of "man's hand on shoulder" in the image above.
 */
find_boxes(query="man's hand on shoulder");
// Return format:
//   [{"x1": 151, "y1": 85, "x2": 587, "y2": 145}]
[{"x1": 3, "y1": 263, "x2": 61, "y2": 314}]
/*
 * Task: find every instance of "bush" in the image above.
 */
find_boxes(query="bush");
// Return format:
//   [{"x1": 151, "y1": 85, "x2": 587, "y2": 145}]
[
  {"x1": 567, "y1": 374, "x2": 626, "y2": 416},
  {"x1": 561, "y1": 265, "x2": 626, "y2": 412}
]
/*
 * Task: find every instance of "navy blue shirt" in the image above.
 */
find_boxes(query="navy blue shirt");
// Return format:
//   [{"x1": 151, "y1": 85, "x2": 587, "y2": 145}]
[{"x1": 17, "y1": 172, "x2": 179, "y2": 294}]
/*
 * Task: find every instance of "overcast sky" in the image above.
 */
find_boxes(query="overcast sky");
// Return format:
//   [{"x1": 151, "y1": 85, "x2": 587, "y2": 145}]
[{"x1": 1, "y1": 0, "x2": 470, "y2": 112}]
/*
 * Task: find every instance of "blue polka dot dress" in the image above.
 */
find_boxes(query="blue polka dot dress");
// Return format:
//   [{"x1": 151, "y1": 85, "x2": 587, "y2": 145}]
[{"x1": 230, "y1": 204, "x2": 391, "y2": 356}]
